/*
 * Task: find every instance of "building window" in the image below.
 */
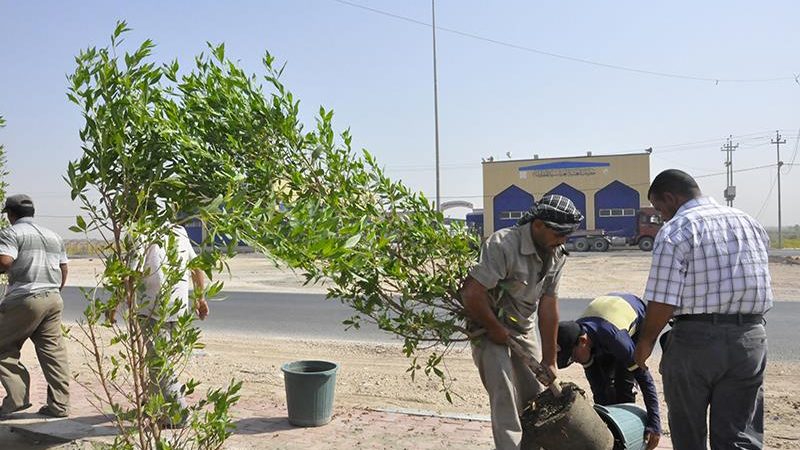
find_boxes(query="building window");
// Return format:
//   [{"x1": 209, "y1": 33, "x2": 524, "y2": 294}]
[
  {"x1": 599, "y1": 208, "x2": 636, "y2": 217},
  {"x1": 499, "y1": 211, "x2": 525, "y2": 220}
]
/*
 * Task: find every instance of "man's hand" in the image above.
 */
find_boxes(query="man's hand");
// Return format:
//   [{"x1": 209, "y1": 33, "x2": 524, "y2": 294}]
[
  {"x1": 635, "y1": 301, "x2": 675, "y2": 371},
  {"x1": 545, "y1": 364, "x2": 558, "y2": 383},
  {"x1": 105, "y1": 308, "x2": 117, "y2": 324},
  {"x1": 644, "y1": 431, "x2": 660, "y2": 450},
  {"x1": 634, "y1": 340, "x2": 654, "y2": 371},
  {"x1": 487, "y1": 323, "x2": 510, "y2": 345},
  {"x1": 196, "y1": 298, "x2": 209, "y2": 320}
]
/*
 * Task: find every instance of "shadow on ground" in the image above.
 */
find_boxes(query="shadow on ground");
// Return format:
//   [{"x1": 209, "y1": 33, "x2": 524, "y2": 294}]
[{"x1": 232, "y1": 416, "x2": 299, "y2": 435}]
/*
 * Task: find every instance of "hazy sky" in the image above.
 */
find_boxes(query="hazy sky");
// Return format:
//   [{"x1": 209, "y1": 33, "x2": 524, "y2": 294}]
[{"x1": 2, "y1": 0, "x2": 800, "y2": 237}]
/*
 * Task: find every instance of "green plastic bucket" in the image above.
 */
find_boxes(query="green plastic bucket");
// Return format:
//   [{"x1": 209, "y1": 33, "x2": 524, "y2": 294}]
[
  {"x1": 593, "y1": 403, "x2": 648, "y2": 450},
  {"x1": 281, "y1": 360, "x2": 339, "y2": 427}
]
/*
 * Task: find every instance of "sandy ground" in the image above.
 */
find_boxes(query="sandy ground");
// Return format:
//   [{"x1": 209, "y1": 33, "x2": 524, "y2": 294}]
[
  {"x1": 53, "y1": 251, "x2": 800, "y2": 448},
  {"x1": 20, "y1": 332, "x2": 793, "y2": 449}
]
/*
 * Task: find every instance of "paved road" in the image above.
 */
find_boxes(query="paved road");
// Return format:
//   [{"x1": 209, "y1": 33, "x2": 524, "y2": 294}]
[{"x1": 60, "y1": 287, "x2": 798, "y2": 361}]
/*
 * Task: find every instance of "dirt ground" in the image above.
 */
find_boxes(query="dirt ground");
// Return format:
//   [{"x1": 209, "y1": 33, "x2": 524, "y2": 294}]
[
  {"x1": 58, "y1": 251, "x2": 800, "y2": 448},
  {"x1": 34, "y1": 332, "x2": 796, "y2": 449}
]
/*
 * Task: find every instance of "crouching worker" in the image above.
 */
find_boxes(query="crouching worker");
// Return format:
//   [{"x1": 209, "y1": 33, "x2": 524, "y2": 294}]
[{"x1": 557, "y1": 293, "x2": 660, "y2": 450}]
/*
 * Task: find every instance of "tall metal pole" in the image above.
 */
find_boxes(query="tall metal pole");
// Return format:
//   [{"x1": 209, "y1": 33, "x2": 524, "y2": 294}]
[
  {"x1": 431, "y1": 0, "x2": 441, "y2": 211},
  {"x1": 772, "y1": 130, "x2": 786, "y2": 248},
  {"x1": 721, "y1": 135, "x2": 738, "y2": 207},
  {"x1": 729, "y1": 136, "x2": 734, "y2": 207}
]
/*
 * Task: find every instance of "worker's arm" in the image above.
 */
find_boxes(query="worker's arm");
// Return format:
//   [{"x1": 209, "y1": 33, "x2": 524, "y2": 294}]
[
  {"x1": 192, "y1": 268, "x2": 208, "y2": 320},
  {"x1": 538, "y1": 293, "x2": 559, "y2": 377},
  {"x1": 461, "y1": 276, "x2": 509, "y2": 344},
  {"x1": 60, "y1": 263, "x2": 68, "y2": 290},
  {"x1": 633, "y1": 301, "x2": 675, "y2": 370},
  {"x1": 538, "y1": 255, "x2": 564, "y2": 378},
  {"x1": 463, "y1": 233, "x2": 512, "y2": 344},
  {"x1": 0, "y1": 255, "x2": 13, "y2": 273},
  {"x1": 636, "y1": 228, "x2": 685, "y2": 371},
  {"x1": 0, "y1": 229, "x2": 17, "y2": 274},
  {"x1": 633, "y1": 367, "x2": 662, "y2": 450}
]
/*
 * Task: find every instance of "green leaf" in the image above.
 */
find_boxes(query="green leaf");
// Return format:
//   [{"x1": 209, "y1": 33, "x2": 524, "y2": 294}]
[
  {"x1": 343, "y1": 233, "x2": 361, "y2": 249},
  {"x1": 75, "y1": 215, "x2": 87, "y2": 231}
]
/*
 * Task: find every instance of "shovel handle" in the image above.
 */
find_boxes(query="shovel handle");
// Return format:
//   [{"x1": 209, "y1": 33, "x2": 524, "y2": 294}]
[
  {"x1": 470, "y1": 328, "x2": 561, "y2": 396},
  {"x1": 506, "y1": 338, "x2": 562, "y2": 396}
]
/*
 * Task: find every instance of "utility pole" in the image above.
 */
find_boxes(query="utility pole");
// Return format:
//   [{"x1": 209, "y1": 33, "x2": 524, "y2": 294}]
[
  {"x1": 431, "y1": 0, "x2": 441, "y2": 211},
  {"x1": 772, "y1": 130, "x2": 786, "y2": 248},
  {"x1": 721, "y1": 135, "x2": 738, "y2": 206}
]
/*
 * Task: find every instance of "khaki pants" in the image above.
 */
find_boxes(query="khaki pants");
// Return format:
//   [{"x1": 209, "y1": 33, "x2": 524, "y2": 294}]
[
  {"x1": 472, "y1": 333, "x2": 542, "y2": 450},
  {"x1": 0, "y1": 291, "x2": 70, "y2": 414}
]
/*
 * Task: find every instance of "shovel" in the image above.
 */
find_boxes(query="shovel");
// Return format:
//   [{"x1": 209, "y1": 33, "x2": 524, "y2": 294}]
[{"x1": 470, "y1": 328, "x2": 560, "y2": 395}]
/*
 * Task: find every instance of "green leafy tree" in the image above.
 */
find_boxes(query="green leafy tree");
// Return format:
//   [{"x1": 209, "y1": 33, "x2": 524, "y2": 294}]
[
  {"x1": 67, "y1": 23, "x2": 241, "y2": 449},
  {"x1": 71, "y1": 24, "x2": 498, "y2": 448},
  {"x1": 172, "y1": 38, "x2": 485, "y2": 399}
]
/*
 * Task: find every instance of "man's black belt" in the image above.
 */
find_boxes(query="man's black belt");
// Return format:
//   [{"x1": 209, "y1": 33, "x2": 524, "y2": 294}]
[{"x1": 673, "y1": 313, "x2": 764, "y2": 325}]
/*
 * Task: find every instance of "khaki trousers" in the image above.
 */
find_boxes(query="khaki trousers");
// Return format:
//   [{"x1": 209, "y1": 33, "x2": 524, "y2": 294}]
[
  {"x1": 472, "y1": 332, "x2": 543, "y2": 450},
  {"x1": 0, "y1": 291, "x2": 70, "y2": 414}
]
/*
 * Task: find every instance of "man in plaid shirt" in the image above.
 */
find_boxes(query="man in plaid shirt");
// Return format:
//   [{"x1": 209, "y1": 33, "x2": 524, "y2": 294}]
[{"x1": 634, "y1": 169, "x2": 772, "y2": 450}]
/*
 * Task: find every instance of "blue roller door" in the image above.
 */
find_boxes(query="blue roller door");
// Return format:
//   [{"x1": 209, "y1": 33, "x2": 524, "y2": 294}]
[
  {"x1": 493, "y1": 185, "x2": 535, "y2": 233},
  {"x1": 594, "y1": 180, "x2": 639, "y2": 238}
]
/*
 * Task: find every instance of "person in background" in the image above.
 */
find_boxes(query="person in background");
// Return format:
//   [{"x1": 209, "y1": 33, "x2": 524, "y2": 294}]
[
  {"x1": 108, "y1": 223, "x2": 208, "y2": 427},
  {"x1": 0, "y1": 194, "x2": 70, "y2": 419}
]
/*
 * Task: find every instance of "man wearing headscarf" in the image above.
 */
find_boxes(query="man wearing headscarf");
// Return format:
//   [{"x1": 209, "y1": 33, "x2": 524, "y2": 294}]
[{"x1": 460, "y1": 194, "x2": 583, "y2": 450}]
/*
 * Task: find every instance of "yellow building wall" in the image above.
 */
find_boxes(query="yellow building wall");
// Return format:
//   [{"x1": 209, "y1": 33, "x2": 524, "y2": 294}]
[{"x1": 482, "y1": 153, "x2": 650, "y2": 234}]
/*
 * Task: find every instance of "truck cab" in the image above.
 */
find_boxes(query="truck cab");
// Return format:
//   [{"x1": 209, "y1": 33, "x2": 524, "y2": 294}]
[{"x1": 632, "y1": 207, "x2": 663, "y2": 251}]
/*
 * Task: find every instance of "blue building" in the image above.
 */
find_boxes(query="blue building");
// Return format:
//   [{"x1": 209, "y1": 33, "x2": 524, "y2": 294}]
[{"x1": 481, "y1": 152, "x2": 651, "y2": 237}]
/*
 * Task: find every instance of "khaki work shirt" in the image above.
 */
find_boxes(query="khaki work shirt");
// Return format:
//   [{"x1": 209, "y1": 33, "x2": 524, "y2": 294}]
[{"x1": 469, "y1": 223, "x2": 566, "y2": 334}]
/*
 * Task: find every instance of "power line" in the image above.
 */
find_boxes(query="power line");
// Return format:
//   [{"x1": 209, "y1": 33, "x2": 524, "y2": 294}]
[
  {"x1": 331, "y1": 0, "x2": 799, "y2": 84},
  {"x1": 696, "y1": 163, "x2": 773, "y2": 179},
  {"x1": 754, "y1": 174, "x2": 777, "y2": 220},
  {"x1": 785, "y1": 128, "x2": 800, "y2": 174},
  {"x1": 655, "y1": 133, "x2": 776, "y2": 154},
  {"x1": 383, "y1": 131, "x2": 795, "y2": 172}
]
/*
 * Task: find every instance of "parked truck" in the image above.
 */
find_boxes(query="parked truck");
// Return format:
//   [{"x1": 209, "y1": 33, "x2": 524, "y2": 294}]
[
  {"x1": 566, "y1": 207, "x2": 662, "y2": 252},
  {"x1": 466, "y1": 207, "x2": 662, "y2": 252}
]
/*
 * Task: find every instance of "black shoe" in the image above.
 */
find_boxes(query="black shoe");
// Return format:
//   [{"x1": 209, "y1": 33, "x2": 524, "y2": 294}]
[
  {"x1": 37, "y1": 405, "x2": 68, "y2": 418},
  {"x1": 0, "y1": 402, "x2": 33, "y2": 419}
]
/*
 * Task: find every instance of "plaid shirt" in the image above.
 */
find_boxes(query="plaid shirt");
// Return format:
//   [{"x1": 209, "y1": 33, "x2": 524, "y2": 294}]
[{"x1": 644, "y1": 197, "x2": 773, "y2": 315}]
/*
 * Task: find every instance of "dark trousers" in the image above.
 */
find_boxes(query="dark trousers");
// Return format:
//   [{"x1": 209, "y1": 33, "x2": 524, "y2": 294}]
[
  {"x1": 661, "y1": 320, "x2": 766, "y2": 450},
  {"x1": 583, "y1": 353, "x2": 636, "y2": 406}
]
